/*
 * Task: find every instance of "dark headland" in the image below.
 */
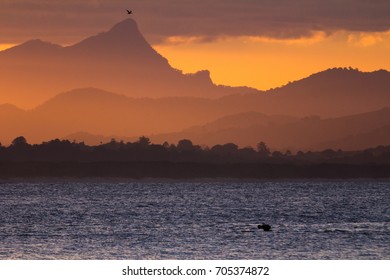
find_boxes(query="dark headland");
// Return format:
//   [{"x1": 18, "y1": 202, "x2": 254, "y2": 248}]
[{"x1": 0, "y1": 137, "x2": 389, "y2": 179}]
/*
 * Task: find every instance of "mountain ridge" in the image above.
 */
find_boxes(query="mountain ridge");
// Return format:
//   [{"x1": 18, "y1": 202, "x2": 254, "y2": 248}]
[
  {"x1": 56, "y1": 107, "x2": 390, "y2": 152},
  {"x1": 0, "y1": 19, "x2": 252, "y2": 108},
  {"x1": 1, "y1": 84, "x2": 388, "y2": 151}
]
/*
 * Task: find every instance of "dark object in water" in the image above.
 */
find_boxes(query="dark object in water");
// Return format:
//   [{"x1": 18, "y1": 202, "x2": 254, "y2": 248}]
[{"x1": 257, "y1": 224, "x2": 271, "y2": 231}]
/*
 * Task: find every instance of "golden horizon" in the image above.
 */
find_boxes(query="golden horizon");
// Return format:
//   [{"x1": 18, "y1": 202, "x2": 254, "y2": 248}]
[{"x1": 2, "y1": 29, "x2": 390, "y2": 91}]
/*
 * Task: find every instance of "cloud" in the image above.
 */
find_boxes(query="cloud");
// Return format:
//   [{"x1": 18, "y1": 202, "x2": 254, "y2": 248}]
[
  {"x1": 1, "y1": 0, "x2": 390, "y2": 44},
  {"x1": 347, "y1": 31, "x2": 390, "y2": 47},
  {"x1": 162, "y1": 36, "x2": 216, "y2": 45},
  {"x1": 243, "y1": 32, "x2": 328, "y2": 46}
]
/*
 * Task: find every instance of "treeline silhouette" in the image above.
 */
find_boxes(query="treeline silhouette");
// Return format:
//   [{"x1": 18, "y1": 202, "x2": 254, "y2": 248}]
[{"x1": 0, "y1": 136, "x2": 389, "y2": 178}]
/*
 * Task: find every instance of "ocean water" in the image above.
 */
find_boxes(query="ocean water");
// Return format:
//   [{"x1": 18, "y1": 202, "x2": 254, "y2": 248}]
[{"x1": 0, "y1": 180, "x2": 388, "y2": 259}]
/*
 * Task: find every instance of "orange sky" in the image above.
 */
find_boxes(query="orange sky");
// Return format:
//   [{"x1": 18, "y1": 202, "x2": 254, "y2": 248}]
[
  {"x1": 1, "y1": 1, "x2": 390, "y2": 90},
  {"x1": 1, "y1": 31, "x2": 390, "y2": 91},
  {"x1": 153, "y1": 31, "x2": 390, "y2": 90},
  {"x1": 1, "y1": 0, "x2": 390, "y2": 147}
]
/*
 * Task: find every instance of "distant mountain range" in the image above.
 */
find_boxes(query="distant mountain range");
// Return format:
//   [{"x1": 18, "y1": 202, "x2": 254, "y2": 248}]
[
  {"x1": 61, "y1": 107, "x2": 390, "y2": 152},
  {"x1": 0, "y1": 19, "x2": 389, "y2": 151},
  {"x1": 1, "y1": 18, "x2": 389, "y2": 114},
  {"x1": 0, "y1": 85, "x2": 388, "y2": 149},
  {"x1": 149, "y1": 108, "x2": 390, "y2": 151}
]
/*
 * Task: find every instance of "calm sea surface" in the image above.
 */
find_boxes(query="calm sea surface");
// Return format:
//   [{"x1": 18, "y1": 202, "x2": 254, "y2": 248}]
[{"x1": 0, "y1": 180, "x2": 388, "y2": 259}]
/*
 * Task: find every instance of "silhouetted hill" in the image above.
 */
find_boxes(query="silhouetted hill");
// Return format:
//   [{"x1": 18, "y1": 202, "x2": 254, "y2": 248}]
[
  {"x1": 273, "y1": 68, "x2": 390, "y2": 96},
  {"x1": 269, "y1": 68, "x2": 390, "y2": 116},
  {"x1": 0, "y1": 19, "x2": 256, "y2": 108},
  {"x1": 217, "y1": 68, "x2": 390, "y2": 117},
  {"x1": 149, "y1": 108, "x2": 390, "y2": 151}
]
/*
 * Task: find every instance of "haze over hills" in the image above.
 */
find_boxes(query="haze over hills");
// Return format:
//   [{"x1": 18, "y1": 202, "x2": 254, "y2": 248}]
[
  {"x1": 58, "y1": 107, "x2": 390, "y2": 152},
  {"x1": 0, "y1": 19, "x2": 256, "y2": 108},
  {"x1": 0, "y1": 19, "x2": 389, "y2": 150},
  {"x1": 0, "y1": 85, "x2": 390, "y2": 150},
  {"x1": 149, "y1": 108, "x2": 390, "y2": 151},
  {"x1": 0, "y1": 88, "x2": 252, "y2": 145}
]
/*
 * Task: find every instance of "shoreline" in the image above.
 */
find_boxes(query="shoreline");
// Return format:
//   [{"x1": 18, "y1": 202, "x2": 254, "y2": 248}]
[{"x1": 0, "y1": 161, "x2": 389, "y2": 180}]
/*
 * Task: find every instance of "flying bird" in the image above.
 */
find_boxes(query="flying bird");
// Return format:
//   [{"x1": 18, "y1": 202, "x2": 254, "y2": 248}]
[{"x1": 126, "y1": 9, "x2": 132, "y2": 15}]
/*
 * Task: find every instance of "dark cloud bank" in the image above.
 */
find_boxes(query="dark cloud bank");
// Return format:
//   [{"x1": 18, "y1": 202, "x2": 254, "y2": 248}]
[{"x1": 1, "y1": 0, "x2": 390, "y2": 44}]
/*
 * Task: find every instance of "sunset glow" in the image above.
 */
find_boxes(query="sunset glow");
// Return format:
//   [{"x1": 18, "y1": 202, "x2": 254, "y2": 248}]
[
  {"x1": 3, "y1": 32, "x2": 390, "y2": 91},
  {"x1": 154, "y1": 31, "x2": 390, "y2": 90},
  {"x1": 1, "y1": 0, "x2": 390, "y2": 148},
  {"x1": 0, "y1": 0, "x2": 389, "y2": 266},
  {"x1": 1, "y1": 1, "x2": 390, "y2": 90},
  {"x1": 0, "y1": 44, "x2": 15, "y2": 51}
]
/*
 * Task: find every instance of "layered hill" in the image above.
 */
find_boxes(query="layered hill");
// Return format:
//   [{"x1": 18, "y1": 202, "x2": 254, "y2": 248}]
[
  {"x1": 0, "y1": 88, "x2": 249, "y2": 145},
  {"x1": 1, "y1": 18, "x2": 389, "y2": 117},
  {"x1": 149, "y1": 108, "x2": 390, "y2": 151},
  {"x1": 1, "y1": 86, "x2": 390, "y2": 150}
]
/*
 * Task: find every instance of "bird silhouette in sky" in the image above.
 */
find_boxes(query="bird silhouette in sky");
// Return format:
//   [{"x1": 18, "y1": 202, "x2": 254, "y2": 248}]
[{"x1": 126, "y1": 9, "x2": 133, "y2": 15}]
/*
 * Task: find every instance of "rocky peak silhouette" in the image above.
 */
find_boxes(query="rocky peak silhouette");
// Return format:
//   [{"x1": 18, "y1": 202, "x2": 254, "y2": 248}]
[
  {"x1": 1, "y1": 18, "x2": 242, "y2": 106},
  {"x1": 69, "y1": 19, "x2": 166, "y2": 62},
  {"x1": 108, "y1": 18, "x2": 141, "y2": 37}
]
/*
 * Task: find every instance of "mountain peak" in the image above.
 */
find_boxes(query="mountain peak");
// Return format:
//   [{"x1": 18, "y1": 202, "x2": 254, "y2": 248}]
[
  {"x1": 108, "y1": 18, "x2": 139, "y2": 34},
  {"x1": 69, "y1": 18, "x2": 157, "y2": 58},
  {"x1": 104, "y1": 18, "x2": 147, "y2": 46}
]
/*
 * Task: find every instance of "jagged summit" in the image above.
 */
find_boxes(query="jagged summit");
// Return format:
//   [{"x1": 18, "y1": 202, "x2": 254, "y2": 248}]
[
  {"x1": 108, "y1": 18, "x2": 139, "y2": 35},
  {"x1": 69, "y1": 18, "x2": 159, "y2": 59}
]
